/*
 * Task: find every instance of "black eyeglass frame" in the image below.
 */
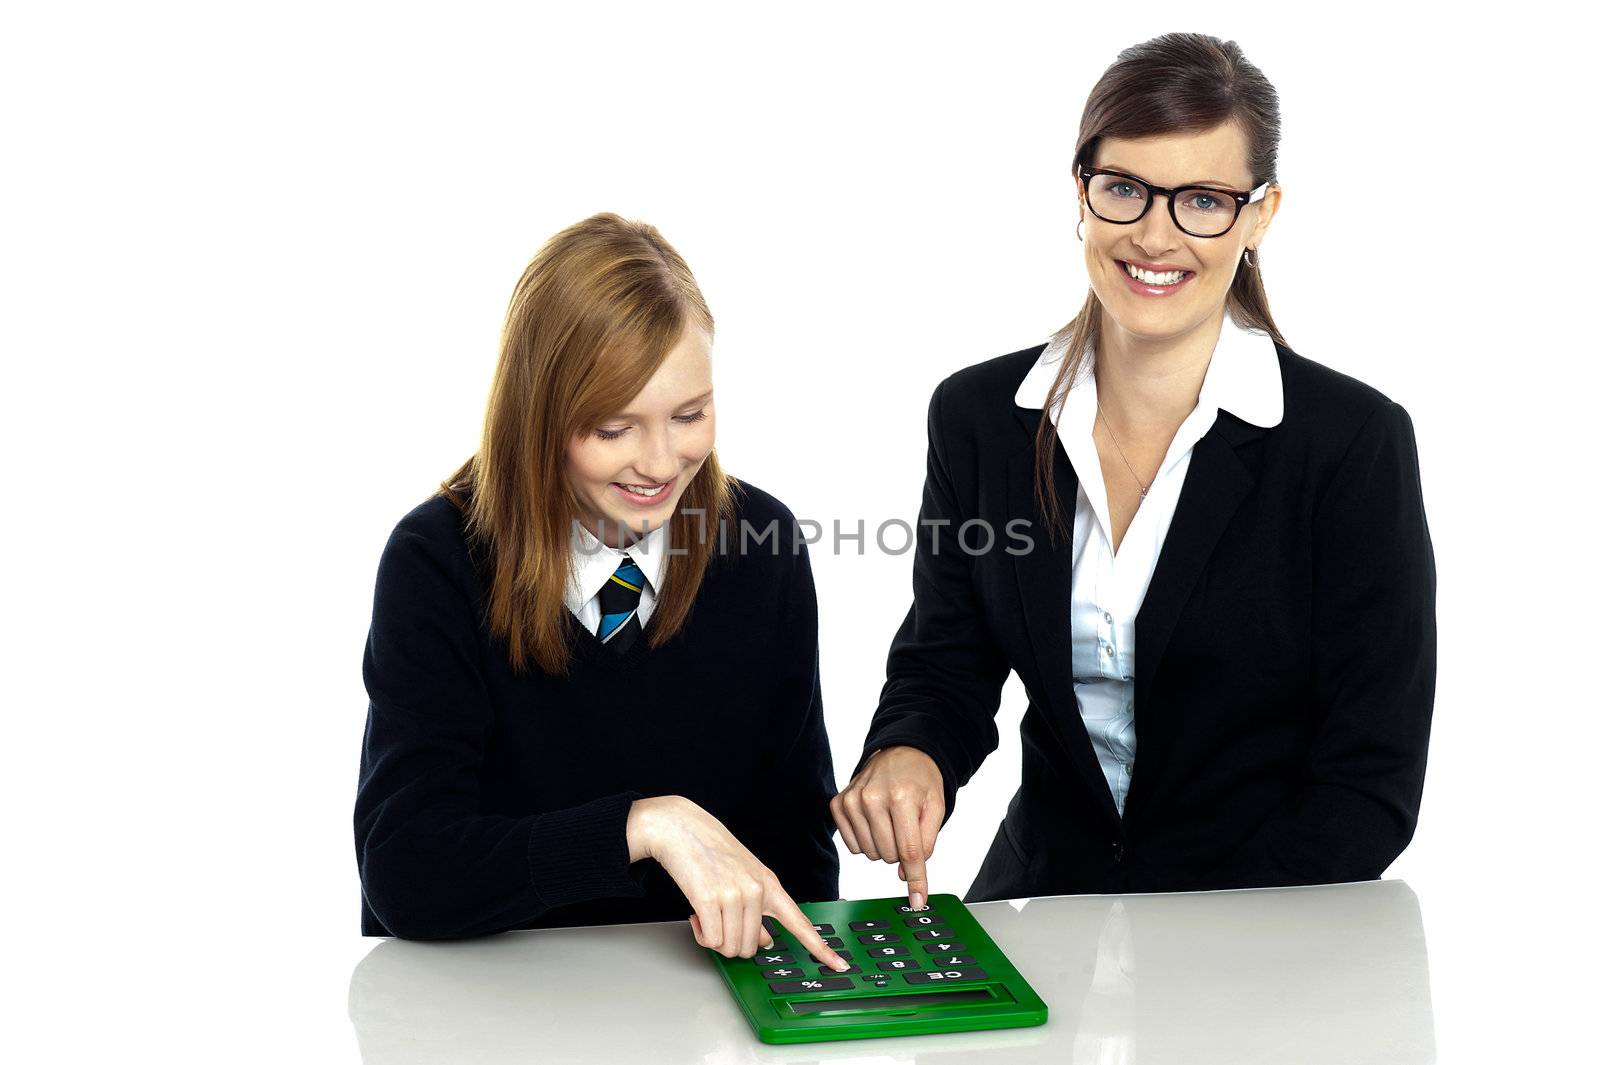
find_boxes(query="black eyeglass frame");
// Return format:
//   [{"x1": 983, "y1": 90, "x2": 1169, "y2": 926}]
[{"x1": 1078, "y1": 166, "x2": 1272, "y2": 238}]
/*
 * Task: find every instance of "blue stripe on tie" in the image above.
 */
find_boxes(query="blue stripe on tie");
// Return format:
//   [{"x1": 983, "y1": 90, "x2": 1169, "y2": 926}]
[
  {"x1": 614, "y1": 560, "x2": 645, "y2": 586},
  {"x1": 598, "y1": 611, "x2": 634, "y2": 640}
]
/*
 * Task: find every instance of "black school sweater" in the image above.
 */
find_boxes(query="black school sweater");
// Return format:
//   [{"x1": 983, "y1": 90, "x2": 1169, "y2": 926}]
[{"x1": 354, "y1": 480, "x2": 840, "y2": 939}]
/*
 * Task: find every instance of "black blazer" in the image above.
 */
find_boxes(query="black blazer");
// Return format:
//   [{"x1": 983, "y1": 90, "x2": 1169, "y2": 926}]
[{"x1": 852, "y1": 339, "x2": 1437, "y2": 899}]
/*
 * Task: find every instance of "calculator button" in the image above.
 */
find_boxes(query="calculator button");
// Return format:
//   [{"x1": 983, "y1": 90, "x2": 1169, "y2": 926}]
[
  {"x1": 895, "y1": 904, "x2": 935, "y2": 914},
  {"x1": 913, "y1": 929, "x2": 957, "y2": 941},
  {"x1": 902, "y1": 914, "x2": 947, "y2": 928},
  {"x1": 810, "y1": 924, "x2": 836, "y2": 936},
  {"x1": 753, "y1": 953, "x2": 796, "y2": 965},
  {"x1": 866, "y1": 945, "x2": 911, "y2": 958},
  {"x1": 939, "y1": 954, "x2": 979, "y2": 966},
  {"x1": 904, "y1": 967, "x2": 988, "y2": 984},
  {"x1": 769, "y1": 977, "x2": 854, "y2": 993},
  {"x1": 807, "y1": 950, "x2": 854, "y2": 963},
  {"x1": 821, "y1": 937, "x2": 844, "y2": 948},
  {"x1": 858, "y1": 932, "x2": 903, "y2": 945},
  {"x1": 849, "y1": 920, "x2": 894, "y2": 932},
  {"x1": 923, "y1": 941, "x2": 967, "y2": 954},
  {"x1": 761, "y1": 966, "x2": 806, "y2": 979},
  {"x1": 876, "y1": 958, "x2": 922, "y2": 971}
]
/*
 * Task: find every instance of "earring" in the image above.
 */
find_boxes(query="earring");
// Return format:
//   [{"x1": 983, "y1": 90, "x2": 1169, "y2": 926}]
[
  {"x1": 1243, "y1": 247, "x2": 1256, "y2": 268},
  {"x1": 1077, "y1": 219, "x2": 1084, "y2": 242}
]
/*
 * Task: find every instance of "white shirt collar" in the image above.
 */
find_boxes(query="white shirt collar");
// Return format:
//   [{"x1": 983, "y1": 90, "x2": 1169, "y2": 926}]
[
  {"x1": 564, "y1": 519, "x2": 669, "y2": 615},
  {"x1": 1013, "y1": 306, "x2": 1283, "y2": 430}
]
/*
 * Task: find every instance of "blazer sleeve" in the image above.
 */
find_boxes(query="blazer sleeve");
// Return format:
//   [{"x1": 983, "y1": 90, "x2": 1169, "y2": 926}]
[
  {"x1": 1193, "y1": 400, "x2": 1438, "y2": 888},
  {"x1": 354, "y1": 514, "x2": 647, "y2": 939},
  {"x1": 851, "y1": 377, "x2": 1014, "y2": 822},
  {"x1": 744, "y1": 532, "x2": 842, "y2": 904}
]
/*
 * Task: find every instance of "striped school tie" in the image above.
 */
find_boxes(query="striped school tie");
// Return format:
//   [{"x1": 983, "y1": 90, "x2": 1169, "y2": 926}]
[{"x1": 595, "y1": 554, "x2": 646, "y2": 655}]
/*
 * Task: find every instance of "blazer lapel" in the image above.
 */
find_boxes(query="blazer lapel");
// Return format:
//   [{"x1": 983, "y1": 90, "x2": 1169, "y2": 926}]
[
  {"x1": 1124, "y1": 412, "x2": 1264, "y2": 820},
  {"x1": 1007, "y1": 409, "x2": 1121, "y2": 826}
]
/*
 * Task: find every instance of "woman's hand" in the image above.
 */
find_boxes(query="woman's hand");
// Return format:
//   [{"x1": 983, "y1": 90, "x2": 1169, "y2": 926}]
[
  {"x1": 830, "y1": 746, "x2": 945, "y2": 908},
  {"x1": 627, "y1": 795, "x2": 850, "y2": 971}
]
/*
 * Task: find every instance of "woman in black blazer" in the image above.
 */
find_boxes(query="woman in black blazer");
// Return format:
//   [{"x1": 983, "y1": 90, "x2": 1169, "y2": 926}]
[
  {"x1": 831, "y1": 32, "x2": 1436, "y2": 905},
  {"x1": 355, "y1": 213, "x2": 850, "y2": 970}
]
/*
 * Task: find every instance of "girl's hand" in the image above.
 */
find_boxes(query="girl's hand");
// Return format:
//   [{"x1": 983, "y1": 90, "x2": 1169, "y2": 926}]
[
  {"x1": 627, "y1": 795, "x2": 850, "y2": 971},
  {"x1": 829, "y1": 746, "x2": 945, "y2": 909}
]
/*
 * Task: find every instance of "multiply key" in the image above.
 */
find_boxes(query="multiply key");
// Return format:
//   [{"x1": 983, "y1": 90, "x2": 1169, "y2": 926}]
[{"x1": 753, "y1": 953, "x2": 795, "y2": 965}]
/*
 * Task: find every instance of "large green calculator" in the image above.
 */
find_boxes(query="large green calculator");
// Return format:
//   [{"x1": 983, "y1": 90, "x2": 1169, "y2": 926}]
[{"x1": 709, "y1": 893, "x2": 1048, "y2": 1044}]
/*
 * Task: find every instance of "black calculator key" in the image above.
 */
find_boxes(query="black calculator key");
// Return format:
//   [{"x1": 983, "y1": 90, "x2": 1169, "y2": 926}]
[
  {"x1": 762, "y1": 916, "x2": 783, "y2": 933},
  {"x1": 939, "y1": 954, "x2": 979, "y2": 966},
  {"x1": 876, "y1": 958, "x2": 922, "y2": 971},
  {"x1": 753, "y1": 953, "x2": 795, "y2": 965},
  {"x1": 762, "y1": 940, "x2": 789, "y2": 952},
  {"x1": 769, "y1": 977, "x2": 854, "y2": 993},
  {"x1": 849, "y1": 920, "x2": 894, "y2": 931},
  {"x1": 924, "y1": 941, "x2": 967, "y2": 954},
  {"x1": 858, "y1": 932, "x2": 902, "y2": 945},
  {"x1": 902, "y1": 914, "x2": 947, "y2": 928},
  {"x1": 761, "y1": 966, "x2": 806, "y2": 979},
  {"x1": 913, "y1": 928, "x2": 957, "y2": 941},
  {"x1": 821, "y1": 936, "x2": 844, "y2": 948},
  {"x1": 867, "y1": 945, "x2": 911, "y2": 958},
  {"x1": 807, "y1": 950, "x2": 854, "y2": 963},
  {"x1": 895, "y1": 903, "x2": 935, "y2": 914},
  {"x1": 810, "y1": 923, "x2": 835, "y2": 936},
  {"x1": 904, "y1": 967, "x2": 988, "y2": 984}
]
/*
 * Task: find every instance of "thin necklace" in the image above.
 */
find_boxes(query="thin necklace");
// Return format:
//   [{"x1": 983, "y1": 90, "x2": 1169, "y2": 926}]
[{"x1": 1096, "y1": 401, "x2": 1149, "y2": 499}]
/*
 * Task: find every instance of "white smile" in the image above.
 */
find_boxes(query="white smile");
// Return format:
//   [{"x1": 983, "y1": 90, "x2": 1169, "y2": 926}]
[
  {"x1": 614, "y1": 482, "x2": 667, "y2": 497},
  {"x1": 1122, "y1": 261, "x2": 1192, "y2": 286}
]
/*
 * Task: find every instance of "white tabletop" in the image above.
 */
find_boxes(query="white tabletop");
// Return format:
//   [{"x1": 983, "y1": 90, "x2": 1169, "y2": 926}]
[{"x1": 348, "y1": 879, "x2": 1436, "y2": 1063}]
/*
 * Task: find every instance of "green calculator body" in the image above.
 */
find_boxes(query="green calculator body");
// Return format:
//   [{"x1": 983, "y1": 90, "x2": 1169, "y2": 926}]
[{"x1": 709, "y1": 893, "x2": 1047, "y2": 1044}]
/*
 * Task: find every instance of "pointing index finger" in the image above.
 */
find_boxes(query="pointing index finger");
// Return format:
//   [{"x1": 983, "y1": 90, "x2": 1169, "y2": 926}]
[{"x1": 768, "y1": 892, "x2": 850, "y2": 973}]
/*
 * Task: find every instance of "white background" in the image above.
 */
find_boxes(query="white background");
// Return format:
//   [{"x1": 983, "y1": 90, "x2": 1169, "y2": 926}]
[{"x1": 5, "y1": 1, "x2": 1595, "y2": 1060}]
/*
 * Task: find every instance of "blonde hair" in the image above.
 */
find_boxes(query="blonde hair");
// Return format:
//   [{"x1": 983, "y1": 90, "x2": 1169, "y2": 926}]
[{"x1": 439, "y1": 213, "x2": 737, "y2": 675}]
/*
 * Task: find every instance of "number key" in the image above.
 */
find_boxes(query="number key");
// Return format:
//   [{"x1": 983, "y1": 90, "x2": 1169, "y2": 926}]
[
  {"x1": 877, "y1": 958, "x2": 922, "y2": 972},
  {"x1": 903, "y1": 914, "x2": 946, "y2": 928}
]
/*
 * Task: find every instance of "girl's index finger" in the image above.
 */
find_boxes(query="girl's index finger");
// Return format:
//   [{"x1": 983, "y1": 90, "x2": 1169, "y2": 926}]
[{"x1": 769, "y1": 893, "x2": 850, "y2": 973}]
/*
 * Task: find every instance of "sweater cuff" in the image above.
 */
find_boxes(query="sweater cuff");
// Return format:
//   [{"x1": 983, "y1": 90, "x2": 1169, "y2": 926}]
[
  {"x1": 527, "y1": 791, "x2": 649, "y2": 910},
  {"x1": 853, "y1": 716, "x2": 966, "y2": 825}
]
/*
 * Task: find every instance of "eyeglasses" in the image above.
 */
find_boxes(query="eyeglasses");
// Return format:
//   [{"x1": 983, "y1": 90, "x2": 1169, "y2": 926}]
[{"x1": 1079, "y1": 166, "x2": 1271, "y2": 238}]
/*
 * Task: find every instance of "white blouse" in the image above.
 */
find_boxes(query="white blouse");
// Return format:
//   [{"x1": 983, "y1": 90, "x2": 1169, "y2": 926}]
[
  {"x1": 564, "y1": 519, "x2": 669, "y2": 636},
  {"x1": 1013, "y1": 308, "x2": 1284, "y2": 815}
]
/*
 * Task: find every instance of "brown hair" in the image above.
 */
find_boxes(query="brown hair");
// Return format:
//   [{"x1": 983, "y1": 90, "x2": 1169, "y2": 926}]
[
  {"x1": 1035, "y1": 32, "x2": 1289, "y2": 541},
  {"x1": 438, "y1": 212, "x2": 738, "y2": 675}
]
